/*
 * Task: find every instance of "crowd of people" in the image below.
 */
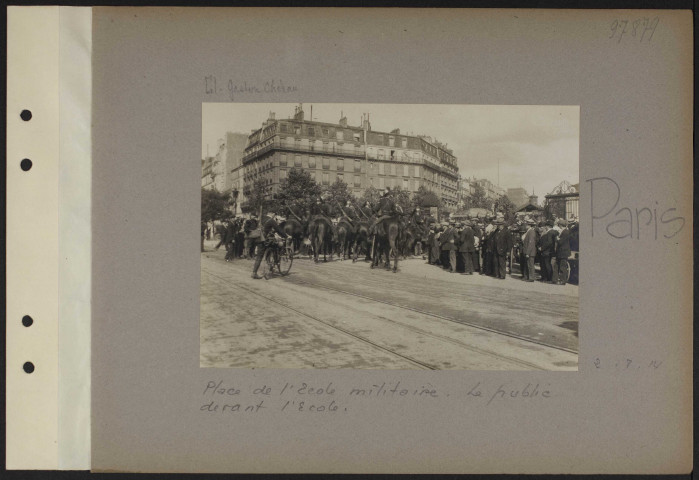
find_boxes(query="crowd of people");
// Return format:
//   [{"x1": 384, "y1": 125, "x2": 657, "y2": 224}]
[
  {"x1": 424, "y1": 214, "x2": 578, "y2": 285},
  {"x1": 201, "y1": 187, "x2": 579, "y2": 285}
]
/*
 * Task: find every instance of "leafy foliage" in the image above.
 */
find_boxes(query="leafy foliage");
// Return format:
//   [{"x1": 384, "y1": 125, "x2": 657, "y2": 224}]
[
  {"x1": 270, "y1": 168, "x2": 322, "y2": 218},
  {"x1": 494, "y1": 195, "x2": 516, "y2": 222},
  {"x1": 322, "y1": 178, "x2": 355, "y2": 217},
  {"x1": 241, "y1": 178, "x2": 271, "y2": 214},
  {"x1": 201, "y1": 188, "x2": 232, "y2": 222},
  {"x1": 470, "y1": 184, "x2": 494, "y2": 210},
  {"x1": 412, "y1": 185, "x2": 442, "y2": 209}
]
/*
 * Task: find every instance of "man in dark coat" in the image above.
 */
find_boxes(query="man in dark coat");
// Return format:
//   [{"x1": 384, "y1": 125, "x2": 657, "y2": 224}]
[
  {"x1": 223, "y1": 220, "x2": 238, "y2": 261},
  {"x1": 251, "y1": 209, "x2": 289, "y2": 279},
  {"x1": 471, "y1": 220, "x2": 482, "y2": 273},
  {"x1": 440, "y1": 221, "x2": 458, "y2": 273},
  {"x1": 426, "y1": 226, "x2": 436, "y2": 264},
  {"x1": 458, "y1": 220, "x2": 476, "y2": 274},
  {"x1": 555, "y1": 218, "x2": 572, "y2": 285},
  {"x1": 431, "y1": 224, "x2": 442, "y2": 265},
  {"x1": 242, "y1": 215, "x2": 259, "y2": 259},
  {"x1": 493, "y1": 220, "x2": 513, "y2": 279},
  {"x1": 538, "y1": 221, "x2": 557, "y2": 283},
  {"x1": 522, "y1": 219, "x2": 538, "y2": 281}
]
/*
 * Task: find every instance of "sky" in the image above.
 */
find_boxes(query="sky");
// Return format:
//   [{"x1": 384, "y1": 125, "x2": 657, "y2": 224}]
[{"x1": 202, "y1": 103, "x2": 579, "y2": 198}]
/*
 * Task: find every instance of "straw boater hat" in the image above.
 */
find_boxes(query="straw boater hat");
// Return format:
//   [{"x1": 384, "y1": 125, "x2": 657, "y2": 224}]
[
  {"x1": 463, "y1": 219, "x2": 472, "y2": 227},
  {"x1": 557, "y1": 218, "x2": 566, "y2": 227}
]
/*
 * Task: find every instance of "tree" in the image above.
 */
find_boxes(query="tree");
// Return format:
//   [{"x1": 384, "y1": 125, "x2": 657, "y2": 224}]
[
  {"x1": 201, "y1": 188, "x2": 231, "y2": 223},
  {"x1": 359, "y1": 186, "x2": 382, "y2": 208},
  {"x1": 390, "y1": 186, "x2": 413, "y2": 214},
  {"x1": 241, "y1": 178, "x2": 271, "y2": 214},
  {"x1": 271, "y1": 168, "x2": 321, "y2": 217},
  {"x1": 323, "y1": 178, "x2": 354, "y2": 216},
  {"x1": 411, "y1": 185, "x2": 442, "y2": 209},
  {"x1": 471, "y1": 184, "x2": 493, "y2": 210},
  {"x1": 494, "y1": 195, "x2": 516, "y2": 222}
]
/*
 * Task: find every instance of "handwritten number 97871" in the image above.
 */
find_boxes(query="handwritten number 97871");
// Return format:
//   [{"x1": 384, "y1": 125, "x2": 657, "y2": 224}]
[{"x1": 610, "y1": 17, "x2": 659, "y2": 44}]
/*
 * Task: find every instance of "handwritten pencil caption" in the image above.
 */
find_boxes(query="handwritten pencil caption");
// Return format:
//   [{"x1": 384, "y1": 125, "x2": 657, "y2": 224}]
[
  {"x1": 199, "y1": 380, "x2": 555, "y2": 415},
  {"x1": 204, "y1": 75, "x2": 299, "y2": 101}
]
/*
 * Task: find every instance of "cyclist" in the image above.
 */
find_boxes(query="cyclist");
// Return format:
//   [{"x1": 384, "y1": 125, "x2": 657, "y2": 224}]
[{"x1": 251, "y1": 208, "x2": 289, "y2": 279}]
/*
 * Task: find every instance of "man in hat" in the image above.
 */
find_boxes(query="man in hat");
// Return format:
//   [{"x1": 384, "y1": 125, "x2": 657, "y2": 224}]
[
  {"x1": 251, "y1": 207, "x2": 289, "y2": 279},
  {"x1": 521, "y1": 218, "x2": 538, "y2": 281},
  {"x1": 440, "y1": 220, "x2": 458, "y2": 273},
  {"x1": 538, "y1": 220, "x2": 557, "y2": 283},
  {"x1": 472, "y1": 219, "x2": 482, "y2": 273},
  {"x1": 430, "y1": 223, "x2": 442, "y2": 265},
  {"x1": 482, "y1": 217, "x2": 496, "y2": 276},
  {"x1": 242, "y1": 214, "x2": 259, "y2": 259},
  {"x1": 458, "y1": 219, "x2": 476, "y2": 274},
  {"x1": 555, "y1": 218, "x2": 572, "y2": 285},
  {"x1": 493, "y1": 219, "x2": 513, "y2": 279}
]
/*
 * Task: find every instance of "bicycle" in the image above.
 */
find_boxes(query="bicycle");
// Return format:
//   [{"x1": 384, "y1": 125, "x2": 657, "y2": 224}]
[{"x1": 259, "y1": 235, "x2": 294, "y2": 280}]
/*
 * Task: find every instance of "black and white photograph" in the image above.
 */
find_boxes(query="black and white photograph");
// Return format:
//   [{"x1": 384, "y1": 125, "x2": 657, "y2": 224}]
[{"x1": 200, "y1": 103, "x2": 579, "y2": 370}]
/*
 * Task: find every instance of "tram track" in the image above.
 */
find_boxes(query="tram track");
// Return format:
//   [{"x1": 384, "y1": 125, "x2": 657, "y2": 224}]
[
  {"x1": 288, "y1": 274, "x2": 579, "y2": 355},
  {"x1": 203, "y1": 270, "x2": 438, "y2": 370},
  {"x1": 203, "y1": 266, "x2": 559, "y2": 370}
]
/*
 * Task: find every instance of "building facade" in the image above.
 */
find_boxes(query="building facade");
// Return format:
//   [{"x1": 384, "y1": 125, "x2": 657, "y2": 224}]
[
  {"x1": 201, "y1": 132, "x2": 249, "y2": 214},
  {"x1": 240, "y1": 106, "x2": 459, "y2": 209},
  {"x1": 544, "y1": 180, "x2": 579, "y2": 220}
]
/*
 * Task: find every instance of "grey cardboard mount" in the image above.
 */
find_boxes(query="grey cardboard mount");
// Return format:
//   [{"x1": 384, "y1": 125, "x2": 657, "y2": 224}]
[{"x1": 91, "y1": 8, "x2": 693, "y2": 474}]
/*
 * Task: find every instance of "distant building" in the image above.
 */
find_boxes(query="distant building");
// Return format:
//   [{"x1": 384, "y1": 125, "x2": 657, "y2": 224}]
[
  {"x1": 474, "y1": 178, "x2": 505, "y2": 200},
  {"x1": 240, "y1": 105, "x2": 460, "y2": 209},
  {"x1": 201, "y1": 132, "x2": 250, "y2": 214},
  {"x1": 544, "y1": 180, "x2": 579, "y2": 220}
]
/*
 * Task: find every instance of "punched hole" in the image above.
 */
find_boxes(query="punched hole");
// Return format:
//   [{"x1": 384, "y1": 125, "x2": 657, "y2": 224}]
[
  {"x1": 20, "y1": 159, "x2": 32, "y2": 171},
  {"x1": 23, "y1": 362, "x2": 35, "y2": 374},
  {"x1": 20, "y1": 110, "x2": 32, "y2": 121},
  {"x1": 22, "y1": 315, "x2": 33, "y2": 327}
]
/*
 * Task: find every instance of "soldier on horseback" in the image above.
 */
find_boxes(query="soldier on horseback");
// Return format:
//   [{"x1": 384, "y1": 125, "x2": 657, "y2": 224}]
[{"x1": 369, "y1": 187, "x2": 403, "y2": 235}]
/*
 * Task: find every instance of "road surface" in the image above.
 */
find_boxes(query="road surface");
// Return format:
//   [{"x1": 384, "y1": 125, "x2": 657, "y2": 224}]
[{"x1": 200, "y1": 244, "x2": 578, "y2": 371}]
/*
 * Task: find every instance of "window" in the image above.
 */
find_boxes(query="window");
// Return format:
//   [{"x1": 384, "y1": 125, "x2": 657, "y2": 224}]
[
  {"x1": 295, "y1": 155, "x2": 302, "y2": 167},
  {"x1": 378, "y1": 149, "x2": 385, "y2": 160},
  {"x1": 322, "y1": 172, "x2": 329, "y2": 185},
  {"x1": 354, "y1": 160, "x2": 361, "y2": 172},
  {"x1": 401, "y1": 137, "x2": 407, "y2": 148},
  {"x1": 354, "y1": 175, "x2": 361, "y2": 187},
  {"x1": 414, "y1": 166, "x2": 420, "y2": 178},
  {"x1": 390, "y1": 150, "x2": 395, "y2": 160},
  {"x1": 377, "y1": 134, "x2": 384, "y2": 144},
  {"x1": 378, "y1": 163, "x2": 385, "y2": 175},
  {"x1": 390, "y1": 164, "x2": 396, "y2": 176},
  {"x1": 337, "y1": 159, "x2": 344, "y2": 171},
  {"x1": 353, "y1": 132, "x2": 361, "y2": 142},
  {"x1": 379, "y1": 177, "x2": 385, "y2": 188},
  {"x1": 403, "y1": 178, "x2": 409, "y2": 190},
  {"x1": 322, "y1": 157, "x2": 330, "y2": 170},
  {"x1": 309, "y1": 156, "x2": 316, "y2": 168},
  {"x1": 308, "y1": 127, "x2": 315, "y2": 137},
  {"x1": 336, "y1": 130, "x2": 343, "y2": 140},
  {"x1": 280, "y1": 154, "x2": 287, "y2": 166},
  {"x1": 389, "y1": 136, "x2": 395, "y2": 147},
  {"x1": 280, "y1": 169, "x2": 287, "y2": 180},
  {"x1": 322, "y1": 128, "x2": 329, "y2": 136},
  {"x1": 294, "y1": 126, "x2": 301, "y2": 135},
  {"x1": 337, "y1": 172, "x2": 344, "y2": 182}
]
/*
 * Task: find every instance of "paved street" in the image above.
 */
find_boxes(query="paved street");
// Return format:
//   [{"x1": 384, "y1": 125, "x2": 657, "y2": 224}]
[{"x1": 200, "y1": 242, "x2": 578, "y2": 371}]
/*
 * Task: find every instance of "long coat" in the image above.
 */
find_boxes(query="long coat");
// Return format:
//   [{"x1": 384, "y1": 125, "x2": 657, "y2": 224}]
[
  {"x1": 440, "y1": 227, "x2": 457, "y2": 251},
  {"x1": 539, "y1": 229, "x2": 557, "y2": 255},
  {"x1": 494, "y1": 228, "x2": 514, "y2": 256},
  {"x1": 522, "y1": 227, "x2": 537, "y2": 257},
  {"x1": 458, "y1": 227, "x2": 475, "y2": 253},
  {"x1": 556, "y1": 228, "x2": 572, "y2": 259}
]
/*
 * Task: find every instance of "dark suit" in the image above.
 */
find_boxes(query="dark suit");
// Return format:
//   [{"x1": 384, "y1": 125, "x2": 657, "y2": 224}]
[
  {"x1": 458, "y1": 227, "x2": 475, "y2": 273},
  {"x1": 440, "y1": 227, "x2": 457, "y2": 272},
  {"x1": 522, "y1": 227, "x2": 537, "y2": 280},
  {"x1": 483, "y1": 227, "x2": 495, "y2": 276},
  {"x1": 538, "y1": 229, "x2": 557, "y2": 282},
  {"x1": 556, "y1": 227, "x2": 571, "y2": 284},
  {"x1": 494, "y1": 227, "x2": 513, "y2": 279}
]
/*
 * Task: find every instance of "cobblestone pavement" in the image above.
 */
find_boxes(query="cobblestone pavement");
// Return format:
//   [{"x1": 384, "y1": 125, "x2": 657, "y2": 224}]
[{"x1": 200, "y1": 244, "x2": 578, "y2": 370}]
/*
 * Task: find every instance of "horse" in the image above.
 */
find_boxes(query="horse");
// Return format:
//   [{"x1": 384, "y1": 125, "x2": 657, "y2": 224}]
[
  {"x1": 370, "y1": 215, "x2": 402, "y2": 273},
  {"x1": 352, "y1": 220, "x2": 372, "y2": 263},
  {"x1": 280, "y1": 218, "x2": 306, "y2": 255},
  {"x1": 308, "y1": 216, "x2": 334, "y2": 263},
  {"x1": 335, "y1": 217, "x2": 355, "y2": 260}
]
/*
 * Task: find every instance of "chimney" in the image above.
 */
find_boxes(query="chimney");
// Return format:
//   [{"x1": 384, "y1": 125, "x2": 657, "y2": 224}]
[
  {"x1": 390, "y1": 128, "x2": 400, "y2": 135},
  {"x1": 269, "y1": 111, "x2": 276, "y2": 120},
  {"x1": 339, "y1": 111, "x2": 348, "y2": 128},
  {"x1": 293, "y1": 103, "x2": 304, "y2": 121},
  {"x1": 529, "y1": 194, "x2": 538, "y2": 206}
]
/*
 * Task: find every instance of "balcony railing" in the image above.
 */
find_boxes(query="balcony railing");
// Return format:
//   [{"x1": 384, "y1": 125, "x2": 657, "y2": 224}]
[{"x1": 243, "y1": 139, "x2": 365, "y2": 163}]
